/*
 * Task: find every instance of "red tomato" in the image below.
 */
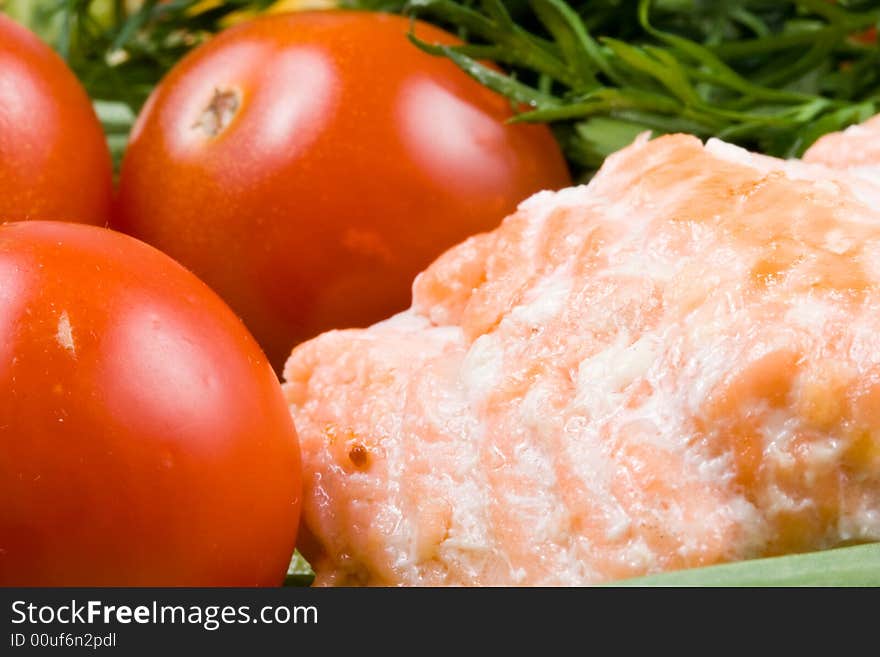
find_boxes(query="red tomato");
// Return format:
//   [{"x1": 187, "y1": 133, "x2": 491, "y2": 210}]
[
  {"x1": 0, "y1": 221, "x2": 301, "y2": 586},
  {"x1": 0, "y1": 16, "x2": 113, "y2": 225},
  {"x1": 113, "y1": 11, "x2": 571, "y2": 369}
]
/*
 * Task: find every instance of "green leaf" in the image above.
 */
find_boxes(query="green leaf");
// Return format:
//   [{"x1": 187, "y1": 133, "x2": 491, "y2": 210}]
[
  {"x1": 93, "y1": 99, "x2": 136, "y2": 169},
  {"x1": 284, "y1": 549, "x2": 316, "y2": 587},
  {"x1": 108, "y1": 0, "x2": 159, "y2": 53},
  {"x1": 407, "y1": 0, "x2": 504, "y2": 41},
  {"x1": 408, "y1": 35, "x2": 561, "y2": 109},
  {"x1": 612, "y1": 543, "x2": 880, "y2": 587},
  {"x1": 512, "y1": 87, "x2": 681, "y2": 122},
  {"x1": 408, "y1": 0, "x2": 575, "y2": 84},
  {"x1": 574, "y1": 116, "x2": 654, "y2": 162},
  {"x1": 601, "y1": 38, "x2": 701, "y2": 106},
  {"x1": 479, "y1": 0, "x2": 516, "y2": 31},
  {"x1": 788, "y1": 100, "x2": 877, "y2": 157},
  {"x1": 528, "y1": 0, "x2": 604, "y2": 88},
  {"x1": 637, "y1": 0, "x2": 812, "y2": 104}
]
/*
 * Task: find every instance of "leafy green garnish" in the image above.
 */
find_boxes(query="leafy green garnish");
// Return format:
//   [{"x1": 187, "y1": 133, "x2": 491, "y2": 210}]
[
  {"x1": 613, "y1": 543, "x2": 880, "y2": 587},
  {"x1": 405, "y1": 0, "x2": 880, "y2": 176},
  {"x1": 93, "y1": 98, "x2": 136, "y2": 169},
  {"x1": 285, "y1": 549, "x2": 316, "y2": 587}
]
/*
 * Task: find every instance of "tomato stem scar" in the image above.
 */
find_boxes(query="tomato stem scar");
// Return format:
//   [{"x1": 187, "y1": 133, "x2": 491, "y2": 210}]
[{"x1": 193, "y1": 87, "x2": 240, "y2": 137}]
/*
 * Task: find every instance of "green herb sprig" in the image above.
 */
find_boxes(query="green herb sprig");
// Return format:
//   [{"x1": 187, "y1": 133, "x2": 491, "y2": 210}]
[
  {"x1": 405, "y1": 0, "x2": 880, "y2": 175},
  {"x1": 614, "y1": 542, "x2": 880, "y2": 587}
]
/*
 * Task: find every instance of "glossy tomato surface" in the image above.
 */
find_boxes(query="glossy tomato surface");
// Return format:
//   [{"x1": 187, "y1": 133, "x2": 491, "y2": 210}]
[
  {"x1": 0, "y1": 16, "x2": 113, "y2": 225},
  {"x1": 114, "y1": 10, "x2": 571, "y2": 369},
  {"x1": 0, "y1": 221, "x2": 301, "y2": 586}
]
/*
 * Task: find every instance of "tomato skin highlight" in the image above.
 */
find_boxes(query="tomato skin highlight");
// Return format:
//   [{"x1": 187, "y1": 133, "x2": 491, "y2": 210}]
[
  {"x1": 0, "y1": 16, "x2": 113, "y2": 225},
  {"x1": 113, "y1": 10, "x2": 571, "y2": 369},
  {"x1": 0, "y1": 221, "x2": 301, "y2": 586}
]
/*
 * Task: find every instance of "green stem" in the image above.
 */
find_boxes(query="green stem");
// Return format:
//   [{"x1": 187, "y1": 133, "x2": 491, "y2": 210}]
[{"x1": 712, "y1": 17, "x2": 879, "y2": 60}]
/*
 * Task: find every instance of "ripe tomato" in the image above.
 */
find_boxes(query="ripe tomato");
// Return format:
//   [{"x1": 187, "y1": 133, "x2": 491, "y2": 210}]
[
  {"x1": 114, "y1": 11, "x2": 571, "y2": 369},
  {"x1": 0, "y1": 221, "x2": 301, "y2": 586},
  {"x1": 0, "y1": 16, "x2": 113, "y2": 225}
]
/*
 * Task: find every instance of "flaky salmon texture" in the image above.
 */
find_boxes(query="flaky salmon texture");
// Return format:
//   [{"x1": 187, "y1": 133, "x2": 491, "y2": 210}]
[{"x1": 283, "y1": 127, "x2": 880, "y2": 586}]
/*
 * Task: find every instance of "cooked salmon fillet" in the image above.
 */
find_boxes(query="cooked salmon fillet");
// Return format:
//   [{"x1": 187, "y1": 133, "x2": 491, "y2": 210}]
[
  {"x1": 284, "y1": 131, "x2": 880, "y2": 586},
  {"x1": 804, "y1": 114, "x2": 880, "y2": 168}
]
